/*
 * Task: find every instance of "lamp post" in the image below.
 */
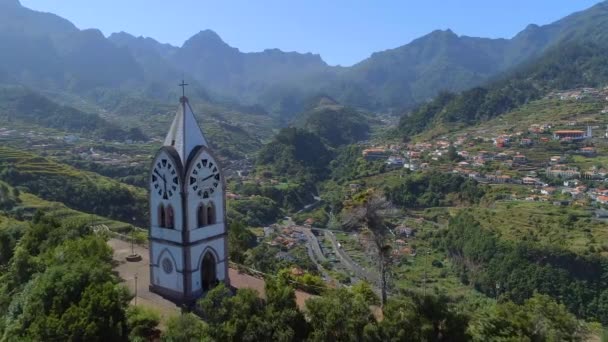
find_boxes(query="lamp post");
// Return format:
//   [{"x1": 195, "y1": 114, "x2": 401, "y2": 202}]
[
  {"x1": 130, "y1": 228, "x2": 135, "y2": 256},
  {"x1": 134, "y1": 272, "x2": 138, "y2": 305},
  {"x1": 131, "y1": 216, "x2": 136, "y2": 254},
  {"x1": 126, "y1": 218, "x2": 142, "y2": 262}
]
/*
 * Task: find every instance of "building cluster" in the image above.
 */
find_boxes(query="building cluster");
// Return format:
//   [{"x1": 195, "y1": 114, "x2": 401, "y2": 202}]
[
  {"x1": 547, "y1": 87, "x2": 608, "y2": 101},
  {"x1": 71, "y1": 147, "x2": 143, "y2": 167},
  {"x1": 266, "y1": 225, "x2": 308, "y2": 251},
  {"x1": 223, "y1": 158, "x2": 253, "y2": 180},
  {"x1": 391, "y1": 225, "x2": 418, "y2": 257},
  {"x1": 359, "y1": 113, "x2": 608, "y2": 211}
]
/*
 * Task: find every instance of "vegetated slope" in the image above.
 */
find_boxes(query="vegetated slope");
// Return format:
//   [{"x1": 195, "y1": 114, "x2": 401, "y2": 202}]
[
  {"x1": 398, "y1": 41, "x2": 608, "y2": 138},
  {"x1": 0, "y1": 146, "x2": 147, "y2": 226},
  {"x1": 0, "y1": 86, "x2": 146, "y2": 141},
  {"x1": 256, "y1": 127, "x2": 333, "y2": 183},
  {"x1": 442, "y1": 211, "x2": 608, "y2": 325},
  {"x1": 293, "y1": 99, "x2": 371, "y2": 147}
]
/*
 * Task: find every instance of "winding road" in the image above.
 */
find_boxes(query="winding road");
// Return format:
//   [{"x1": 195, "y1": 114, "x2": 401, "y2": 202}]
[{"x1": 325, "y1": 231, "x2": 380, "y2": 285}]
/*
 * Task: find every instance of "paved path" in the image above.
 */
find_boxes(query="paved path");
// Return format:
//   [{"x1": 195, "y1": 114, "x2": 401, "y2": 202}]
[
  {"x1": 109, "y1": 238, "x2": 313, "y2": 318},
  {"x1": 326, "y1": 231, "x2": 380, "y2": 285},
  {"x1": 109, "y1": 239, "x2": 179, "y2": 322},
  {"x1": 280, "y1": 218, "x2": 333, "y2": 282},
  {"x1": 296, "y1": 227, "x2": 327, "y2": 263}
]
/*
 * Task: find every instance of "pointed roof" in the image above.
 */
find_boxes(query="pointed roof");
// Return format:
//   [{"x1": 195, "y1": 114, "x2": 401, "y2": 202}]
[{"x1": 163, "y1": 96, "x2": 208, "y2": 165}]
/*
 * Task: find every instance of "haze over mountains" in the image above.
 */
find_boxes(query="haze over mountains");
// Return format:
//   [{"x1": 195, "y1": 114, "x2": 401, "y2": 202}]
[{"x1": 1, "y1": 0, "x2": 608, "y2": 117}]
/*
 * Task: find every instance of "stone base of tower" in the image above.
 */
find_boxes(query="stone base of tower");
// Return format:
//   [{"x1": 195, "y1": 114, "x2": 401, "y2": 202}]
[
  {"x1": 149, "y1": 279, "x2": 232, "y2": 307},
  {"x1": 148, "y1": 284, "x2": 190, "y2": 306}
]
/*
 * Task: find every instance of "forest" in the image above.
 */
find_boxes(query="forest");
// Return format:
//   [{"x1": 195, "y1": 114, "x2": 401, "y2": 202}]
[
  {"x1": 154, "y1": 272, "x2": 589, "y2": 341},
  {"x1": 294, "y1": 105, "x2": 371, "y2": 147},
  {"x1": 256, "y1": 127, "x2": 334, "y2": 184},
  {"x1": 439, "y1": 212, "x2": 608, "y2": 325}
]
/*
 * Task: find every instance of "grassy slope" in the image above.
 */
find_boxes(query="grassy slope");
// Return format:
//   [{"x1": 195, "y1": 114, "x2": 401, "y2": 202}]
[
  {"x1": 450, "y1": 201, "x2": 607, "y2": 256},
  {"x1": 0, "y1": 146, "x2": 148, "y2": 224}
]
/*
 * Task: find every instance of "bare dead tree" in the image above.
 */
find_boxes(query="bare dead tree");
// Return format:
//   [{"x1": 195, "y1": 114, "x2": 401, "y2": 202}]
[{"x1": 342, "y1": 192, "x2": 393, "y2": 306}]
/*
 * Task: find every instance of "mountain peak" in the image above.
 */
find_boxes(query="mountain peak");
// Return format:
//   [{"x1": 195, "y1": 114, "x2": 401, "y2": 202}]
[
  {"x1": 196, "y1": 29, "x2": 222, "y2": 40},
  {"x1": 186, "y1": 29, "x2": 228, "y2": 47},
  {"x1": 109, "y1": 31, "x2": 136, "y2": 40},
  {"x1": 429, "y1": 28, "x2": 458, "y2": 38}
]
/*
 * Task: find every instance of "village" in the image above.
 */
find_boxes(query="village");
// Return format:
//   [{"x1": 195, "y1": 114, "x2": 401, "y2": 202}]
[{"x1": 361, "y1": 87, "x2": 608, "y2": 216}]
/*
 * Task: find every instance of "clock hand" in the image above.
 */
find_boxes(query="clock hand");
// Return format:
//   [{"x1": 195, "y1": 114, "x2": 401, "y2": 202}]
[
  {"x1": 200, "y1": 174, "x2": 214, "y2": 182},
  {"x1": 154, "y1": 169, "x2": 166, "y2": 182}
]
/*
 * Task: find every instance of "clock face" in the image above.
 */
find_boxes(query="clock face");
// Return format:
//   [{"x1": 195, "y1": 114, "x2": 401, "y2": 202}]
[
  {"x1": 152, "y1": 158, "x2": 179, "y2": 200},
  {"x1": 189, "y1": 157, "x2": 221, "y2": 199}
]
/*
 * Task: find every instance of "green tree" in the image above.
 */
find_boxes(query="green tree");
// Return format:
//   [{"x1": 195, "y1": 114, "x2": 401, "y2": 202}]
[
  {"x1": 446, "y1": 144, "x2": 460, "y2": 162},
  {"x1": 263, "y1": 276, "x2": 309, "y2": 341},
  {"x1": 0, "y1": 215, "x2": 132, "y2": 341},
  {"x1": 227, "y1": 221, "x2": 257, "y2": 263},
  {"x1": 305, "y1": 288, "x2": 376, "y2": 341},
  {"x1": 469, "y1": 294, "x2": 587, "y2": 341},
  {"x1": 162, "y1": 313, "x2": 209, "y2": 342},
  {"x1": 127, "y1": 306, "x2": 161, "y2": 341},
  {"x1": 198, "y1": 284, "x2": 269, "y2": 341},
  {"x1": 351, "y1": 281, "x2": 380, "y2": 306},
  {"x1": 372, "y1": 294, "x2": 469, "y2": 342}
]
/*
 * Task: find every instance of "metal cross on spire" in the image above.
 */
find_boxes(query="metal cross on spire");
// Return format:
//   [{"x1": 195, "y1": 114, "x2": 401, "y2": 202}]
[{"x1": 179, "y1": 80, "x2": 189, "y2": 98}]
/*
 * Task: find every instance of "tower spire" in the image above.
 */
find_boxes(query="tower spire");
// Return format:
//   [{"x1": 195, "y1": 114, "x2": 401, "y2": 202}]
[
  {"x1": 164, "y1": 84, "x2": 208, "y2": 165},
  {"x1": 179, "y1": 80, "x2": 188, "y2": 99}
]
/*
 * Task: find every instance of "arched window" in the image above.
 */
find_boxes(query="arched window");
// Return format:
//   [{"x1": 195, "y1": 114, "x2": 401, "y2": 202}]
[
  {"x1": 197, "y1": 204, "x2": 207, "y2": 228},
  {"x1": 207, "y1": 202, "x2": 216, "y2": 225},
  {"x1": 166, "y1": 205, "x2": 174, "y2": 229},
  {"x1": 158, "y1": 204, "x2": 166, "y2": 228}
]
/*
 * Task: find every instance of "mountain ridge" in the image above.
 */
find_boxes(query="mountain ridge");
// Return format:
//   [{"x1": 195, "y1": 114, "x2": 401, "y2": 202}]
[{"x1": 2, "y1": 0, "x2": 608, "y2": 116}]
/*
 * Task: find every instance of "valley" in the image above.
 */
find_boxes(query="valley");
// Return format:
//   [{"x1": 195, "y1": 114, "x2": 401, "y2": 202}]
[{"x1": 1, "y1": 0, "x2": 608, "y2": 340}]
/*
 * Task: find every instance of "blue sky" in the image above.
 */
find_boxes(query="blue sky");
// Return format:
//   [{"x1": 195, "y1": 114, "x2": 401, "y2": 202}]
[{"x1": 20, "y1": 0, "x2": 603, "y2": 66}]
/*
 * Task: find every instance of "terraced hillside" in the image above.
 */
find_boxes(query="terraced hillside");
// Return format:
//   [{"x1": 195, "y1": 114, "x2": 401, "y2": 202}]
[
  {"x1": 1, "y1": 180, "x2": 134, "y2": 232},
  {"x1": 0, "y1": 146, "x2": 148, "y2": 226}
]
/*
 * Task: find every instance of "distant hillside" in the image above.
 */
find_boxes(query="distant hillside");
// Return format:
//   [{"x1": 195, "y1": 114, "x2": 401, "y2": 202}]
[
  {"x1": 3, "y1": 0, "x2": 608, "y2": 116},
  {"x1": 398, "y1": 41, "x2": 608, "y2": 138},
  {"x1": 342, "y1": 1, "x2": 608, "y2": 111},
  {"x1": 0, "y1": 86, "x2": 145, "y2": 141},
  {"x1": 0, "y1": 0, "x2": 143, "y2": 91}
]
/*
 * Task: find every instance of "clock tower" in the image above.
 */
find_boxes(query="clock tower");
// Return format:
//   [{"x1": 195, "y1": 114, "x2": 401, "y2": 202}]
[{"x1": 149, "y1": 92, "x2": 229, "y2": 304}]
